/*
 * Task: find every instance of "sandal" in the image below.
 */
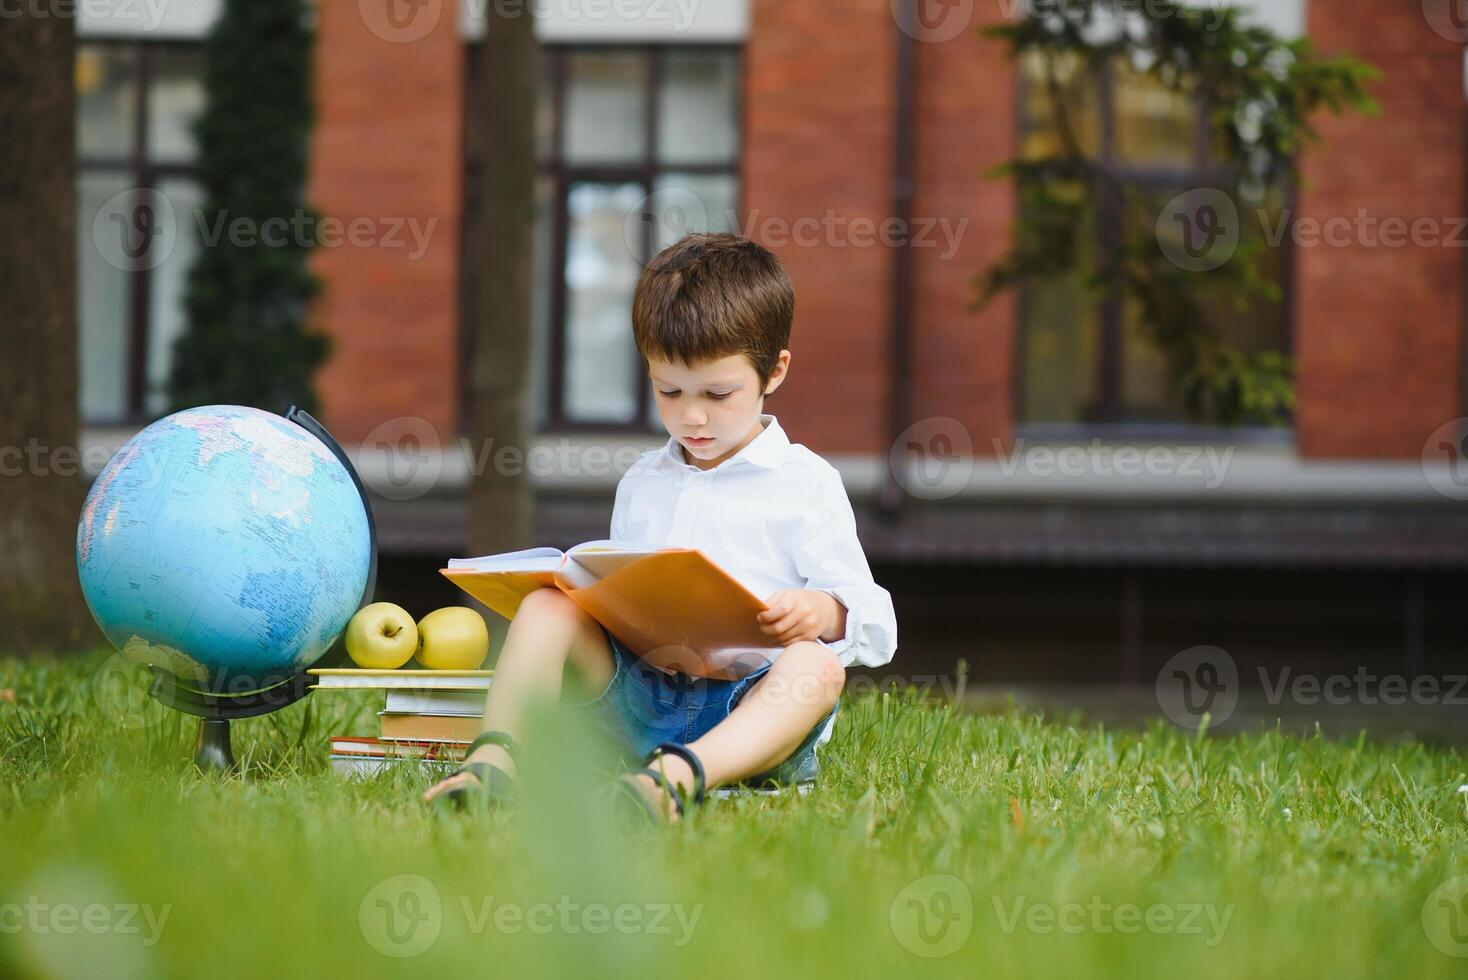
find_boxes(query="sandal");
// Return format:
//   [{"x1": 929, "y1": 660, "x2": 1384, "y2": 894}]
[
  {"x1": 431, "y1": 730, "x2": 519, "y2": 811},
  {"x1": 613, "y1": 742, "x2": 707, "y2": 825}
]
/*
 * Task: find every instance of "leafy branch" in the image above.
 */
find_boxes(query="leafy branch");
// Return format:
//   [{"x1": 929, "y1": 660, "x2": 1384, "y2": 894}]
[{"x1": 979, "y1": 1, "x2": 1377, "y2": 426}]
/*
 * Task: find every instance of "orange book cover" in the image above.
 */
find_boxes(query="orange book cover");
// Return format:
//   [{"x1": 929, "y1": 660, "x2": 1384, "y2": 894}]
[{"x1": 440, "y1": 541, "x2": 781, "y2": 680}]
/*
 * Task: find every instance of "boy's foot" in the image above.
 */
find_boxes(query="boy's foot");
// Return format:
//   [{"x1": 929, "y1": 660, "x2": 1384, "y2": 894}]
[
  {"x1": 613, "y1": 744, "x2": 704, "y2": 826},
  {"x1": 422, "y1": 736, "x2": 518, "y2": 808},
  {"x1": 617, "y1": 769, "x2": 686, "y2": 824}
]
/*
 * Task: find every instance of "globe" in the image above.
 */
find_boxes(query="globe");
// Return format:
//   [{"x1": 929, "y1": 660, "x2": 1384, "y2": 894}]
[{"x1": 76, "y1": 405, "x2": 372, "y2": 695}]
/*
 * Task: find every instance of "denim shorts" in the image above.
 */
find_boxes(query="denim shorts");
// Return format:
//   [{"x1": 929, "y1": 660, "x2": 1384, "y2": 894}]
[{"x1": 569, "y1": 625, "x2": 836, "y2": 788}]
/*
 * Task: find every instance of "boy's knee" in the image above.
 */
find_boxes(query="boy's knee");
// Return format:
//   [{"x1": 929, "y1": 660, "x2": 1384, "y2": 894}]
[
  {"x1": 774, "y1": 641, "x2": 845, "y2": 708},
  {"x1": 517, "y1": 587, "x2": 581, "y2": 622}
]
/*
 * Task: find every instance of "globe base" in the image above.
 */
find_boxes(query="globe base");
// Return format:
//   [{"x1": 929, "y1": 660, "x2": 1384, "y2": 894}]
[{"x1": 193, "y1": 718, "x2": 236, "y2": 774}]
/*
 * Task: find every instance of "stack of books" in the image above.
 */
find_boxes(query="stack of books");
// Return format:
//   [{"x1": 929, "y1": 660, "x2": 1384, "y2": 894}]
[{"x1": 306, "y1": 668, "x2": 493, "y2": 777}]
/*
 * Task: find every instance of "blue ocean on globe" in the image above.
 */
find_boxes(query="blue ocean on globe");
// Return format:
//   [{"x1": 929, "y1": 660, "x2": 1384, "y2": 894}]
[{"x1": 76, "y1": 405, "x2": 371, "y2": 693}]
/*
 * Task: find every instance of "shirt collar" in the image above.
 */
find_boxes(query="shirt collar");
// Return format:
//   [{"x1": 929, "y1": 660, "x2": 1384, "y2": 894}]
[{"x1": 650, "y1": 413, "x2": 789, "y2": 473}]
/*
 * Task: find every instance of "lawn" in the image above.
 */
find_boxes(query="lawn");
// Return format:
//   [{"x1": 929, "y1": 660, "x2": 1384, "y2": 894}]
[{"x1": 2, "y1": 651, "x2": 1466, "y2": 979}]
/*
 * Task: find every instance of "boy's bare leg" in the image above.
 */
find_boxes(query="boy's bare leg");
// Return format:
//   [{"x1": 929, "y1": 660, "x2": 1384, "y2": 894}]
[
  {"x1": 422, "y1": 589, "x2": 615, "y2": 803},
  {"x1": 628, "y1": 641, "x2": 845, "y2": 820}
]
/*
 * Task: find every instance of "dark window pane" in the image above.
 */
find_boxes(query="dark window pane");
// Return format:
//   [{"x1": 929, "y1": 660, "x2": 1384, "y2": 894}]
[
  {"x1": 76, "y1": 44, "x2": 138, "y2": 159},
  {"x1": 1018, "y1": 49, "x2": 1100, "y2": 161},
  {"x1": 1019, "y1": 200, "x2": 1101, "y2": 424},
  {"x1": 78, "y1": 172, "x2": 135, "y2": 420},
  {"x1": 656, "y1": 49, "x2": 738, "y2": 164},
  {"x1": 563, "y1": 181, "x2": 645, "y2": 422},
  {"x1": 648, "y1": 172, "x2": 739, "y2": 251},
  {"x1": 1118, "y1": 184, "x2": 1289, "y2": 421},
  {"x1": 146, "y1": 48, "x2": 206, "y2": 164},
  {"x1": 536, "y1": 53, "x2": 555, "y2": 161},
  {"x1": 145, "y1": 177, "x2": 205, "y2": 415},
  {"x1": 563, "y1": 51, "x2": 647, "y2": 164},
  {"x1": 1113, "y1": 60, "x2": 1195, "y2": 169},
  {"x1": 528, "y1": 176, "x2": 554, "y2": 429}
]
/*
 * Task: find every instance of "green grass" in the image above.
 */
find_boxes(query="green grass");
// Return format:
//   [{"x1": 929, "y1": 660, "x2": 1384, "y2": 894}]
[{"x1": 3, "y1": 651, "x2": 1468, "y2": 979}]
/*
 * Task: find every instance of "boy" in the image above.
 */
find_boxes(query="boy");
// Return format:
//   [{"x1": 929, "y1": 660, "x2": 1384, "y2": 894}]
[{"x1": 423, "y1": 233, "x2": 898, "y2": 822}]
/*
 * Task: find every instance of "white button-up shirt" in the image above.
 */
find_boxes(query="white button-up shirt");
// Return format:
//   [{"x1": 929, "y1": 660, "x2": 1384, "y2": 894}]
[{"x1": 609, "y1": 413, "x2": 898, "y2": 669}]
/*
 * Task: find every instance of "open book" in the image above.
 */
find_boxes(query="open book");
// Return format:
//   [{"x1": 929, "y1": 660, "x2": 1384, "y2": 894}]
[{"x1": 441, "y1": 541, "x2": 779, "y2": 680}]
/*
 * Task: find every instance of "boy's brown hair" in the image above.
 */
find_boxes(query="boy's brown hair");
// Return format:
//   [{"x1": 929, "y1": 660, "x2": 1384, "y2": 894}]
[{"x1": 631, "y1": 233, "x2": 794, "y2": 391}]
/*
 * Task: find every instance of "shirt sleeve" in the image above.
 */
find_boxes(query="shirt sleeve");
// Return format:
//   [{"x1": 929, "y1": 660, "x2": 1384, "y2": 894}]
[{"x1": 793, "y1": 467, "x2": 898, "y2": 669}]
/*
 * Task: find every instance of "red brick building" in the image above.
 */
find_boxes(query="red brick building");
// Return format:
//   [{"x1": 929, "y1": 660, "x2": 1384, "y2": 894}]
[{"x1": 76, "y1": 1, "x2": 1468, "y2": 680}]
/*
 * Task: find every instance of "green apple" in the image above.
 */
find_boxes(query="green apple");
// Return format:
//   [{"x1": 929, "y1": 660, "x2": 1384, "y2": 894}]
[
  {"x1": 415, "y1": 606, "x2": 490, "y2": 670},
  {"x1": 344, "y1": 602, "x2": 419, "y2": 669}
]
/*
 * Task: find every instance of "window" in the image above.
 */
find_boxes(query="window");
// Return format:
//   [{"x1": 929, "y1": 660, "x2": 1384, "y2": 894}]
[
  {"x1": 461, "y1": 45, "x2": 743, "y2": 433},
  {"x1": 1015, "y1": 51, "x2": 1291, "y2": 430},
  {"x1": 76, "y1": 42, "x2": 206, "y2": 424}
]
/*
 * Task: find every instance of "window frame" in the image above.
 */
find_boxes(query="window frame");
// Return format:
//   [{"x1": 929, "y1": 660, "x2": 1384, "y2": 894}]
[
  {"x1": 1011, "y1": 56, "x2": 1298, "y2": 440},
  {"x1": 76, "y1": 38, "x2": 204, "y2": 427},
  {"x1": 458, "y1": 41, "x2": 746, "y2": 437}
]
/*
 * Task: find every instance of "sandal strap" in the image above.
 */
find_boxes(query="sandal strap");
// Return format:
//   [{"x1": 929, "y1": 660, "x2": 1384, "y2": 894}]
[
  {"x1": 645, "y1": 742, "x2": 706, "y2": 806},
  {"x1": 436, "y1": 760, "x2": 515, "y2": 809},
  {"x1": 626, "y1": 767, "x2": 685, "y2": 819},
  {"x1": 465, "y1": 729, "x2": 519, "y2": 764}
]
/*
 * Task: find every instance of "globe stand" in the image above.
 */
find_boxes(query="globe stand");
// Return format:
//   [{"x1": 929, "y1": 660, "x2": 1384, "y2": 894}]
[
  {"x1": 144, "y1": 406, "x2": 379, "y2": 775},
  {"x1": 194, "y1": 718, "x2": 236, "y2": 773}
]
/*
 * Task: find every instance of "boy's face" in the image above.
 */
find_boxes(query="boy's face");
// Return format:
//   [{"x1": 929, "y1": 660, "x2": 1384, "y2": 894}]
[{"x1": 647, "y1": 351, "x2": 790, "y2": 471}]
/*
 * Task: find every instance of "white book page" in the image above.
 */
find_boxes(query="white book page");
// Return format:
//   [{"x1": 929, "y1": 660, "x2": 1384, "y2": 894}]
[{"x1": 446, "y1": 546, "x2": 566, "y2": 573}]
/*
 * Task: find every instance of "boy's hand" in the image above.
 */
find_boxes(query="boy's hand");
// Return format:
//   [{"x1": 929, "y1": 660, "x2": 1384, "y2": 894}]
[{"x1": 757, "y1": 589, "x2": 845, "y2": 646}]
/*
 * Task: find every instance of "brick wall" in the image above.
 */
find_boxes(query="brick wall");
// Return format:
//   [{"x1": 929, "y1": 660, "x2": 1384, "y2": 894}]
[
  {"x1": 308, "y1": 0, "x2": 465, "y2": 445},
  {"x1": 745, "y1": 1, "x2": 1016, "y2": 457},
  {"x1": 1295, "y1": 3, "x2": 1464, "y2": 457},
  {"x1": 909, "y1": 9, "x2": 1016, "y2": 457},
  {"x1": 744, "y1": 0, "x2": 896, "y2": 454}
]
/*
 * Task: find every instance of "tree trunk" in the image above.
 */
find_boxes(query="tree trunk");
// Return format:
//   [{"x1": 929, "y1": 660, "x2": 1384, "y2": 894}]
[
  {"x1": 0, "y1": 10, "x2": 95, "y2": 652},
  {"x1": 466, "y1": 7, "x2": 539, "y2": 557}
]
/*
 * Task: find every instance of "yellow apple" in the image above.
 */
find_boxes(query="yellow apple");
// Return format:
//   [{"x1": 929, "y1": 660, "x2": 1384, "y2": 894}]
[
  {"x1": 344, "y1": 602, "x2": 419, "y2": 669},
  {"x1": 415, "y1": 606, "x2": 490, "y2": 670}
]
